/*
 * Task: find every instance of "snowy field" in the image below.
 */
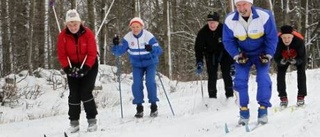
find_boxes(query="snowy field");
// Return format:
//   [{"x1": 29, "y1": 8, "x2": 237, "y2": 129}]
[{"x1": 0, "y1": 65, "x2": 320, "y2": 137}]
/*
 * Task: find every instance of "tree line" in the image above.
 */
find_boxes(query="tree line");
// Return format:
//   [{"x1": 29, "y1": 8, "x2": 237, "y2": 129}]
[{"x1": 0, "y1": 0, "x2": 319, "y2": 81}]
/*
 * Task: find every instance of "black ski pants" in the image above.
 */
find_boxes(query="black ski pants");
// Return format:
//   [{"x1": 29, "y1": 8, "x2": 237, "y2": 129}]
[
  {"x1": 277, "y1": 63, "x2": 307, "y2": 98},
  {"x1": 205, "y1": 52, "x2": 234, "y2": 98},
  {"x1": 67, "y1": 60, "x2": 98, "y2": 121}
]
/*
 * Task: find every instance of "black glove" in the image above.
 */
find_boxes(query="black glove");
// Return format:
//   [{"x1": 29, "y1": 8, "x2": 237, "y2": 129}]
[
  {"x1": 63, "y1": 66, "x2": 72, "y2": 75},
  {"x1": 259, "y1": 54, "x2": 272, "y2": 64},
  {"x1": 234, "y1": 53, "x2": 248, "y2": 64},
  {"x1": 113, "y1": 35, "x2": 119, "y2": 45},
  {"x1": 77, "y1": 65, "x2": 90, "y2": 77},
  {"x1": 64, "y1": 66, "x2": 79, "y2": 77},
  {"x1": 145, "y1": 44, "x2": 152, "y2": 52}
]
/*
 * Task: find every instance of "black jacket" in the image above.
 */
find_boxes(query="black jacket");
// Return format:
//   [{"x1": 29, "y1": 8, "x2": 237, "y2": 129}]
[
  {"x1": 274, "y1": 36, "x2": 306, "y2": 66},
  {"x1": 195, "y1": 23, "x2": 225, "y2": 63}
]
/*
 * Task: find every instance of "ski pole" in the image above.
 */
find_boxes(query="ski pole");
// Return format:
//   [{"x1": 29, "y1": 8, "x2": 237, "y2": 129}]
[
  {"x1": 49, "y1": 0, "x2": 61, "y2": 32},
  {"x1": 95, "y1": 0, "x2": 116, "y2": 39},
  {"x1": 67, "y1": 55, "x2": 87, "y2": 68},
  {"x1": 156, "y1": 71, "x2": 175, "y2": 116},
  {"x1": 80, "y1": 55, "x2": 88, "y2": 69},
  {"x1": 67, "y1": 57, "x2": 72, "y2": 68},
  {"x1": 148, "y1": 50, "x2": 175, "y2": 116},
  {"x1": 117, "y1": 56, "x2": 123, "y2": 118},
  {"x1": 199, "y1": 73, "x2": 204, "y2": 98},
  {"x1": 114, "y1": 42, "x2": 123, "y2": 118}
]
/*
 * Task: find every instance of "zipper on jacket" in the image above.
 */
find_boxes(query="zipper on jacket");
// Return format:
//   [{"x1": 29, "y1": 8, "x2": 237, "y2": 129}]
[
  {"x1": 136, "y1": 37, "x2": 143, "y2": 67},
  {"x1": 286, "y1": 46, "x2": 290, "y2": 58},
  {"x1": 74, "y1": 34, "x2": 81, "y2": 64},
  {"x1": 73, "y1": 29, "x2": 85, "y2": 66}
]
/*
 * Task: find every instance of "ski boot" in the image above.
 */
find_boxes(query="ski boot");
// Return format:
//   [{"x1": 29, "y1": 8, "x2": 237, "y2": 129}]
[
  {"x1": 87, "y1": 118, "x2": 97, "y2": 132},
  {"x1": 257, "y1": 106, "x2": 268, "y2": 124},
  {"x1": 69, "y1": 120, "x2": 80, "y2": 133},
  {"x1": 150, "y1": 104, "x2": 158, "y2": 117},
  {"x1": 280, "y1": 96, "x2": 288, "y2": 108},
  {"x1": 134, "y1": 105, "x2": 144, "y2": 118},
  {"x1": 296, "y1": 96, "x2": 305, "y2": 106},
  {"x1": 238, "y1": 107, "x2": 249, "y2": 125}
]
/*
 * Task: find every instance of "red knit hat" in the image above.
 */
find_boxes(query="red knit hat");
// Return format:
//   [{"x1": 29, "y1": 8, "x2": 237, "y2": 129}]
[{"x1": 129, "y1": 17, "x2": 144, "y2": 26}]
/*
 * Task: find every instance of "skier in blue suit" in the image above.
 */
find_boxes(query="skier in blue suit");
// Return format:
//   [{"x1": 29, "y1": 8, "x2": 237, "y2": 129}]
[
  {"x1": 112, "y1": 17, "x2": 163, "y2": 118},
  {"x1": 223, "y1": 0, "x2": 278, "y2": 125}
]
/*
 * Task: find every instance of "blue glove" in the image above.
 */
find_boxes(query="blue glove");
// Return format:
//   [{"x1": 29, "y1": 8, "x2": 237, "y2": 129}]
[{"x1": 196, "y1": 62, "x2": 203, "y2": 74}]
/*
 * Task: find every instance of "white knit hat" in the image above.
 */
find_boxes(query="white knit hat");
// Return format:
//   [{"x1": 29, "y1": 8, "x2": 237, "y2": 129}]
[
  {"x1": 234, "y1": 0, "x2": 253, "y2": 4},
  {"x1": 65, "y1": 9, "x2": 81, "y2": 22},
  {"x1": 129, "y1": 17, "x2": 144, "y2": 26}
]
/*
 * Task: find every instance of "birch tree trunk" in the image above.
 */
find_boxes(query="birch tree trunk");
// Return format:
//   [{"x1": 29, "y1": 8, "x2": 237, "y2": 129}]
[
  {"x1": 28, "y1": 0, "x2": 35, "y2": 75},
  {"x1": 1, "y1": 0, "x2": 11, "y2": 76},
  {"x1": 87, "y1": 0, "x2": 95, "y2": 31}
]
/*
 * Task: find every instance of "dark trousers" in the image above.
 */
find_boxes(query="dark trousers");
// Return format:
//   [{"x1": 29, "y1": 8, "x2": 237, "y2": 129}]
[
  {"x1": 277, "y1": 63, "x2": 307, "y2": 98},
  {"x1": 67, "y1": 60, "x2": 98, "y2": 121},
  {"x1": 205, "y1": 52, "x2": 234, "y2": 98}
]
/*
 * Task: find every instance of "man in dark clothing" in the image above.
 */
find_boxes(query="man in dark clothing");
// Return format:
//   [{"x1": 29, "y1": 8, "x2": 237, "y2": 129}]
[
  {"x1": 194, "y1": 11, "x2": 234, "y2": 99},
  {"x1": 274, "y1": 25, "x2": 307, "y2": 107}
]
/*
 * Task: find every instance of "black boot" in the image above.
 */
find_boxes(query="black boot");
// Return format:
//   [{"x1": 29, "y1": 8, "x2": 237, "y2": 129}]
[
  {"x1": 134, "y1": 105, "x2": 144, "y2": 118},
  {"x1": 150, "y1": 104, "x2": 158, "y2": 117}
]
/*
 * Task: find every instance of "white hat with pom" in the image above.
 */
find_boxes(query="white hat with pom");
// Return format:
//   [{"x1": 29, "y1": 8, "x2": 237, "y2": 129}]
[{"x1": 65, "y1": 9, "x2": 81, "y2": 22}]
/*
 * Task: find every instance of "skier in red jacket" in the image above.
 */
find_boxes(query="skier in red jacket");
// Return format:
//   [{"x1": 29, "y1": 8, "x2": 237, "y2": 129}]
[{"x1": 57, "y1": 9, "x2": 98, "y2": 133}]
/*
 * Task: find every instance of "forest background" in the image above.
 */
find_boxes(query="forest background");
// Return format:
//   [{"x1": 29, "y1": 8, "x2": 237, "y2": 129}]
[{"x1": 0, "y1": 0, "x2": 319, "y2": 81}]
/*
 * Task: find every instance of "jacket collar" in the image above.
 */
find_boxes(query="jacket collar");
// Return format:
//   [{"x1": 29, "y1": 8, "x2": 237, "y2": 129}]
[
  {"x1": 65, "y1": 25, "x2": 86, "y2": 36},
  {"x1": 232, "y1": 6, "x2": 259, "y2": 21},
  {"x1": 133, "y1": 30, "x2": 144, "y2": 38}
]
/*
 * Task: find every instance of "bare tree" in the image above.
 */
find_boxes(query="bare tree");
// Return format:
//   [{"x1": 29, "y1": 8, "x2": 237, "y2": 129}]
[
  {"x1": 87, "y1": 0, "x2": 95, "y2": 30},
  {"x1": 1, "y1": 0, "x2": 11, "y2": 77},
  {"x1": 28, "y1": 0, "x2": 35, "y2": 75}
]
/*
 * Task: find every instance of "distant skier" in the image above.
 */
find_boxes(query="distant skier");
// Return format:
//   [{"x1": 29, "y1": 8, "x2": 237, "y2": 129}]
[
  {"x1": 274, "y1": 25, "x2": 307, "y2": 107},
  {"x1": 223, "y1": 0, "x2": 278, "y2": 125},
  {"x1": 57, "y1": 9, "x2": 98, "y2": 133},
  {"x1": 112, "y1": 17, "x2": 163, "y2": 118},
  {"x1": 194, "y1": 11, "x2": 234, "y2": 99}
]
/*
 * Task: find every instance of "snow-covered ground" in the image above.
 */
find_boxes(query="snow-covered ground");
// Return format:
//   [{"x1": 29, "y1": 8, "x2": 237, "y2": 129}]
[{"x1": 0, "y1": 65, "x2": 319, "y2": 137}]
